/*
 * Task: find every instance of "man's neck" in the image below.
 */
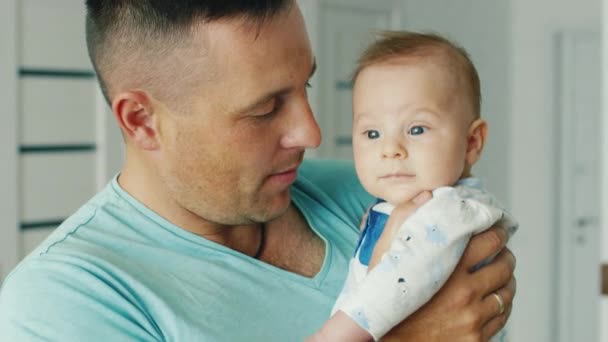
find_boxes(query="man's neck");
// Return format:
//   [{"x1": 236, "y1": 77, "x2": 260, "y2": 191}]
[
  {"x1": 118, "y1": 154, "x2": 261, "y2": 254},
  {"x1": 118, "y1": 154, "x2": 325, "y2": 276},
  {"x1": 258, "y1": 205, "x2": 326, "y2": 278}
]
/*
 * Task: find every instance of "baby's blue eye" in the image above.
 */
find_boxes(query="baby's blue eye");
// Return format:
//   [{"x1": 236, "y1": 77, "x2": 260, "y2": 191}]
[
  {"x1": 408, "y1": 126, "x2": 427, "y2": 135},
  {"x1": 366, "y1": 130, "x2": 380, "y2": 139}
]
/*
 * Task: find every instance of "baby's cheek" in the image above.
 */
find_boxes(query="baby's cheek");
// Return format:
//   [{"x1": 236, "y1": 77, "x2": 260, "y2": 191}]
[{"x1": 422, "y1": 162, "x2": 462, "y2": 189}]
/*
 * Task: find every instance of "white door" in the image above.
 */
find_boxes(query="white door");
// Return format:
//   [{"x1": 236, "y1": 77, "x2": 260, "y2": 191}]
[
  {"x1": 556, "y1": 31, "x2": 601, "y2": 342},
  {"x1": 299, "y1": 0, "x2": 402, "y2": 160},
  {"x1": 0, "y1": 0, "x2": 19, "y2": 282},
  {"x1": 0, "y1": 0, "x2": 123, "y2": 276}
]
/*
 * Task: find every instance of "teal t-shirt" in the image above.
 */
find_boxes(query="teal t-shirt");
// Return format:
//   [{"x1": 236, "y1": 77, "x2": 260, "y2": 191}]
[{"x1": 0, "y1": 159, "x2": 373, "y2": 341}]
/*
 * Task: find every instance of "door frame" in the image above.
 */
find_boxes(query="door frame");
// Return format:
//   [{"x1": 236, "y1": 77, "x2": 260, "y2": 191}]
[
  {"x1": 555, "y1": 31, "x2": 601, "y2": 342},
  {"x1": 601, "y1": 3, "x2": 608, "y2": 340},
  {"x1": 0, "y1": 0, "x2": 20, "y2": 282},
  {"x1": 297, "y1": 0, "x2": 321, "y2": 159}
]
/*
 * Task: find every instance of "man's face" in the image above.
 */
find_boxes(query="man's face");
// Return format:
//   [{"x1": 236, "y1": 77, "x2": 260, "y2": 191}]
[
  {"x1": 153, "y1": 5, "x2": 320, "y2": 225},
  {"x1": 352, "y1": 59, "x2": 473, "y2": 204}
]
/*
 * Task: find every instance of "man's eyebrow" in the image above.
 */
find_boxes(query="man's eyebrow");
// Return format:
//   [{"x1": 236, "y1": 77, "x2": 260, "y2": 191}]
[{"x1": 237, "y1": 58, "x2": 317, "y2": 114}]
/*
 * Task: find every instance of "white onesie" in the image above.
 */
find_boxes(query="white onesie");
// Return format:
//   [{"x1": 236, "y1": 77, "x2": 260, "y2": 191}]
[{"x1": 331, "y1": 178, "x2": 518, "y2": 341}]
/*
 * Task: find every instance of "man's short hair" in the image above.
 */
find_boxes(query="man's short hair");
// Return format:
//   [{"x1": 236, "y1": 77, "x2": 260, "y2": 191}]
[
  {"x1": 353, "y1": 31, "x2": 481, "y2": 118},
  {"x1": 85, "y1": 0, "x2": 291, "y2": 105}
]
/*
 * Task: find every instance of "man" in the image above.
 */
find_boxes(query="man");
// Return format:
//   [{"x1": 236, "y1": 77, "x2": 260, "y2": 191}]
[{"x1": 0, "y1": 1, "x2": 515, "y2": 340}]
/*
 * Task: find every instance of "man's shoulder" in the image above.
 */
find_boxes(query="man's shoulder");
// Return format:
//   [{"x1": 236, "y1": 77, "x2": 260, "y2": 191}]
[
  {"x1": 295, "y1": 158, "x2": 374, "y2": 225},
  {"x1": 5, "y1": 180, "x2": 135, "y2": 286},
  {"x1": 0, "y1": 181, "x2": 154, "y2": 340},
  {"x1": 299, "y1": 158, "x2": 355, "y2": 176},
  {"x1": 299, "y1": 158, "x2": 363, "y2": 192},
  {"x1": 17, "y1": 182, "x2": 119, "y2": 260},
  {"x1": 0, "y1": 253, "x2": 158, "y2": 341}
]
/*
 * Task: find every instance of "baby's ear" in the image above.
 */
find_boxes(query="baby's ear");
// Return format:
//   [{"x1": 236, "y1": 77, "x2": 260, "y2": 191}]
[{"x1": 465, "y1": 119, "x2": 488, "y2": 166}]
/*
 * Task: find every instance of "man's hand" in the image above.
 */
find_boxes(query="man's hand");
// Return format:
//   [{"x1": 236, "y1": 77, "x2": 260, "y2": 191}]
[{"x1": 382, "y1": 226, "x2": 516, "y2": 341}]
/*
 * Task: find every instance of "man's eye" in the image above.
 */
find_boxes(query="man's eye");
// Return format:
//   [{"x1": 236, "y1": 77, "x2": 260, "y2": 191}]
[
  {"x1": 366, "y1": 130, "x2": 380, "y2": 139},
  {"x1": 408, "y1": 126, "x2": 427, "y2": 135},
  {"x1": 255, "y1": 99, "x2": 281, "y2": 117},
  {"x1": 258, "y1": 109, "x2": 275, "y2": 117},
  {"x1": 255, "y1": 105, "x2": 276, "y2": 117}
]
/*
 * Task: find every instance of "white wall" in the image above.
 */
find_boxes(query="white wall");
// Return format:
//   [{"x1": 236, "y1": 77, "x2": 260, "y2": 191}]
[
  {"x1": 0, "y1": 0, "x2": 121, "y2": 274},
  {"x1": 0, "y1": 0, "x2": 19, "y2": 282},
  {"x1": 510, "y1": 1, "x2": 601, "y2": 342},
  {"x1": 401, "y1": 0, "x2": 512, "y2": 208}
]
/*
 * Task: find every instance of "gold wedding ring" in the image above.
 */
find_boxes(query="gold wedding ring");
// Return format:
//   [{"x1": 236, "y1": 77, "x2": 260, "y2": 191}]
[{"x1": 492, "y1": 292, "x2": 505, "y2": 315}]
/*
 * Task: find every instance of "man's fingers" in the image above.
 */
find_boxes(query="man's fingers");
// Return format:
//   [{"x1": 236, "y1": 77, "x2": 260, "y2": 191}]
[
  {"x1": 460, "y1": 226, "x2": 508, "y2": 269},
  {"x1": 470, "y1": 248, "x2": 515, "y2": 295},
  {"x1": 481, "y1": 307, "x2": 510, "y2": 341},
  {"x1": 480, "y1": 277, "x2": 515, "y2": 320},
  {"x1": 481, "y1": 277, "x2": 515, "y2": 340},
  {"x1": 480, "y1": 277, "x2": 515, "y2": 339}
]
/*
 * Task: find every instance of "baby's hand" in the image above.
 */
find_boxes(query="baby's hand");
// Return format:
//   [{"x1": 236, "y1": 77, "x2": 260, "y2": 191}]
[{"x1": 368, "y1": 191, "x2": 432, "y2": 269}]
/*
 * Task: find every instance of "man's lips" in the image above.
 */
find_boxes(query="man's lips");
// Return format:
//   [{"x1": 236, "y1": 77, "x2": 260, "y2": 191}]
[
  {"x1": 273, "y1": 164, "x2": 300, "y2": 175},
  {"x1": 267, "y1": 163, "x2": 301, "y2": 185}
]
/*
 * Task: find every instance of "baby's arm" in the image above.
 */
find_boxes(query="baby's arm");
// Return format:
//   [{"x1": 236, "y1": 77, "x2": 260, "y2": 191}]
[
  {"x1": 307, "y1": 202, "x2": 409, "y2": 342},
  {"x1": 335, "y1": 186, "x2": 509, "y2": 340},
  {"x1": 307, "y1": 311, "x2": 372, "y2": 342},
  {"x1": 368, "y1": 191, "x2": 432, "y2": 269}
]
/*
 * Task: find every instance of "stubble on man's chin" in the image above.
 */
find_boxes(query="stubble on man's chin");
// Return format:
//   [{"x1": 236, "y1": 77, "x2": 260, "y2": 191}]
[{"x1": 247, "y1": 186, "x2": 293, "y2": 224}]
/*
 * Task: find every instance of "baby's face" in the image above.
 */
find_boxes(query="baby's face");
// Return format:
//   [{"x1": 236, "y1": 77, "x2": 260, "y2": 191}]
[{"x1": 352, "y1": 60, "x2": 474, "y2": 204}]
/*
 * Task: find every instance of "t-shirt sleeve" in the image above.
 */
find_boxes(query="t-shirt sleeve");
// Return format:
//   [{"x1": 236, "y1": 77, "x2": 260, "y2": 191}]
[
  {"x1": 0, "y1": 259, "x2": 162, "y2": 342},
  {"x1": 299, "y1": 158, "x2": 374, "y2": 225}
]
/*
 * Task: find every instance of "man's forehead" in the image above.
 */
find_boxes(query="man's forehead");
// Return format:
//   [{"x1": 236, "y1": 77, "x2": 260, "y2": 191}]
[
  {"x1": 184, "y1": 4, "x2": 312, "y2": 111},
  {"x1": 192, "y1": 7, "x2": 306, "y2": 65}
]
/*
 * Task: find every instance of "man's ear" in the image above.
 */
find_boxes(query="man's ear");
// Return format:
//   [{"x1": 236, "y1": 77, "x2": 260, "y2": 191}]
[
  {"x1": 465, "y1": 119, "x2": 488, "y2": 166},
  {"x1": 112, "y1": 90, "x2": 160, "y2": 150}
]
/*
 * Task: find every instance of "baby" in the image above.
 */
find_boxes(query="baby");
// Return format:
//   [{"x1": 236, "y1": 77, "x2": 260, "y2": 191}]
[{"x1": 315, "y1": 31, "x2": 518, "y2": 341}]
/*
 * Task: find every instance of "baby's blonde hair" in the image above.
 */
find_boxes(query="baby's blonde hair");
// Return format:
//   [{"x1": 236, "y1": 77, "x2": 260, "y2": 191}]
[{"x1": 353, "y1": 31, "x2": 481, "y2": 118}]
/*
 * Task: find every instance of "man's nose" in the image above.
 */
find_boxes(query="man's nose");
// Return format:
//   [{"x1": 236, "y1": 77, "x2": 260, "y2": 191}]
[{"x1": 280, "y1": 98, "x2": 322, "y2": 149}]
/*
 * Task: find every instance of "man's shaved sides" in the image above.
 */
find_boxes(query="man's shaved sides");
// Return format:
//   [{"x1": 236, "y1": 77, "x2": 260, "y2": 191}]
[{"x1": 85, "y1": 0, "x2": 292, "y2": 112}]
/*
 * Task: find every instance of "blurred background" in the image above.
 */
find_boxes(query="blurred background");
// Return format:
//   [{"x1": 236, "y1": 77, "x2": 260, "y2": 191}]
[{"x1": 0, "y1": 0, "x2": 606, "y2": 341}]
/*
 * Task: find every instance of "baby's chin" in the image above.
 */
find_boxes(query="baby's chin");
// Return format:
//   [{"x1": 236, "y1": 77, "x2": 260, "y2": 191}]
[{"x1": 378, "y1": 188, "x2": 424, "y2": 205}]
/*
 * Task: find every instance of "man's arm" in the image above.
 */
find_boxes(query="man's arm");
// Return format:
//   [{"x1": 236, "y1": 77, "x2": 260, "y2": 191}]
[{"x1": 0, "y1": 260, "x2": 162, "y2": 342}]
